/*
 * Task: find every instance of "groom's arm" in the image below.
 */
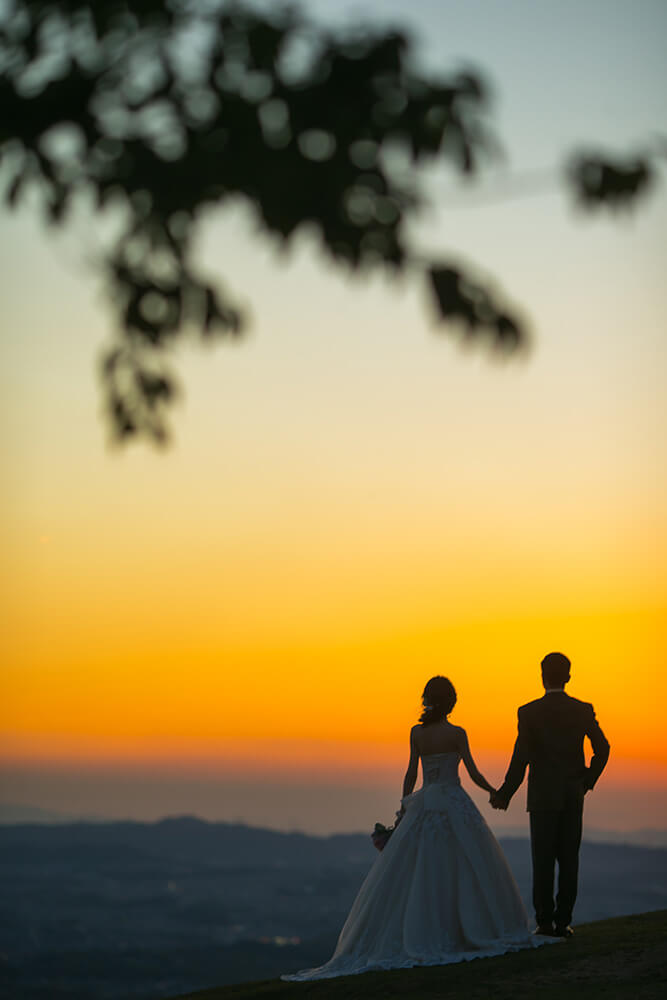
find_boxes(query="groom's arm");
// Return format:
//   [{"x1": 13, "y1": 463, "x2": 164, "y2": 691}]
[
  {"x1": 495, "y1": 708, "x2": 530, "y2": 807},
  {"x1": 584, "y1": 704, "x2": 610, "y2": 791}
]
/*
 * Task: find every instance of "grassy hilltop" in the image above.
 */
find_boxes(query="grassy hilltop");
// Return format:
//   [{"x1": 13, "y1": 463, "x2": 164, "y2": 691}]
[{"x1": 173, "y1": 910, "x2": 667, "y2": 1000}]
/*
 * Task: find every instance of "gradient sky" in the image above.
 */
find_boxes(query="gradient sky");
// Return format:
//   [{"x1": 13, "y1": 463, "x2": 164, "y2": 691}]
[{"x1": 1, "y1": 0, "x2": 666, "y2": 835}]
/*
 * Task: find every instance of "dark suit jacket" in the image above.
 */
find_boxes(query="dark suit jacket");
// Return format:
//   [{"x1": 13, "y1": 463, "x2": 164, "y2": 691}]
[{"x1": 497, "y1": 692, "x2": 610, "y2": 811}]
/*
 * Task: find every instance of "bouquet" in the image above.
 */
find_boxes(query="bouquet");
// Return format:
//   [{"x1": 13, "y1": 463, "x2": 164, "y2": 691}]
[
  {"x1": 371, "y1": 822, "x2": 393, "y2": 851},
  {"x1": 371, "y1": 810, "x2": 404, "y2": 851}
]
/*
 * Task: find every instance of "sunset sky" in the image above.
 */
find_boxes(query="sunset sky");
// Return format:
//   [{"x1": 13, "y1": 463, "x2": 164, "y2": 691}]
[{"x1": 2, "y1": 0, "x2": 666, "y2": 835}]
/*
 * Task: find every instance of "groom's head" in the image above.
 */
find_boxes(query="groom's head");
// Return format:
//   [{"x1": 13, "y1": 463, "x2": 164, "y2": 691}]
[{"x1": 541, "y1": 651, "x2": 571, "y2": 689}]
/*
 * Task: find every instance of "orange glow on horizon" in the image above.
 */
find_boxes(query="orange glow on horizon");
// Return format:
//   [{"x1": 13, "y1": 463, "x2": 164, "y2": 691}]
[{"x1": 3, "y1": 601, "x2": 665, "y2": 789}]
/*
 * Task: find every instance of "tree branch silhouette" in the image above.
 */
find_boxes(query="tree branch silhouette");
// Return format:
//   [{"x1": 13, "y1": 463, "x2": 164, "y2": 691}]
[{"x1": 1, "y1": 1, "x2": 662, "y2": 443}]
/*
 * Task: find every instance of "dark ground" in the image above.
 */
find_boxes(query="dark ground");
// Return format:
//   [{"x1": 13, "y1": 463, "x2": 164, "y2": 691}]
[{"x1": 174, "y1": 910, "x2": 667, "y2": 1000}]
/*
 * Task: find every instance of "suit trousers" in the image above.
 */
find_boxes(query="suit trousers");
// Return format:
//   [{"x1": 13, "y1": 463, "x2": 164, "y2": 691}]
[{"x1": 529, "y1": 804, "x2": 583, "y2": 928}]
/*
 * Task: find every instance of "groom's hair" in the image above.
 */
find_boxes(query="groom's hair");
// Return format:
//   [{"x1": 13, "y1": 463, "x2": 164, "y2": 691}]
[{"x1": 541, "y1": 651, "x2": 571, "y2": 687}]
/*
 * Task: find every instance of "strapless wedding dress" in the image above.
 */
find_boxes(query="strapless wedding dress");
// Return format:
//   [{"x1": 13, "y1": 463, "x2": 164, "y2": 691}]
[{"x1": 283, "y1": 752, "x2": 546, "y2": 980}]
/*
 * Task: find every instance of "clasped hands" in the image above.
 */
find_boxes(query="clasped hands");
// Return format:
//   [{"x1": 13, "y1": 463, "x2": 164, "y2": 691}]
[{"x1": 489, "y1": 789, "x2": 508, "y2": 811}]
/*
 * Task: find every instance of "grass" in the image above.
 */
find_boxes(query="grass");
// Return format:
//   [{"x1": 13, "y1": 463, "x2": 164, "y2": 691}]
[{"x1": 172, "y1": 909, "x2": 667, "y2": 1000}]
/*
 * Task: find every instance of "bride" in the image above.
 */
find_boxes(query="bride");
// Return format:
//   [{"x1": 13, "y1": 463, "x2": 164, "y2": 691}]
[{"x1": 283, "y1": 676, "x2": 549, "y2": 981}]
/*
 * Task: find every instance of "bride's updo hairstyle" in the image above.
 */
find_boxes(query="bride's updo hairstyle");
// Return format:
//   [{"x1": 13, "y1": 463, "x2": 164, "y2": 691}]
[{"x1": 419, "y1": 676, "x2": 457, "y2": 725}]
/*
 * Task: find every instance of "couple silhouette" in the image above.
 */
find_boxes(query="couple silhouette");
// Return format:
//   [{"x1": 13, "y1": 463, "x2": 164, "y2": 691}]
[{"x1": 284, "y1": 651, "x2": 610, "y2": 981}]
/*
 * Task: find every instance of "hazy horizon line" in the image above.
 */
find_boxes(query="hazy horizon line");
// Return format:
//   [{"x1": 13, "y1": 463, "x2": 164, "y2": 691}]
[{"x1": 2, "y1": 802, "x2": 666, "y2": 847}]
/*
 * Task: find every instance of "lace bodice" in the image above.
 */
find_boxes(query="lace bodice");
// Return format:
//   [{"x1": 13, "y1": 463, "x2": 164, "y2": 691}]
[{"x1": 421, "y1": 751, "x2": 461, "y2": 787}]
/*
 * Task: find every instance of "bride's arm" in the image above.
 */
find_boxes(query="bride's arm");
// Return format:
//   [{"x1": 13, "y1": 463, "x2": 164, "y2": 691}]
[
  {"x1": 457, "y1": 728, "x2": 495, "y2": 794},
  {"x1": 401, "y1": 726, "x2": 420, "y2": 800}
]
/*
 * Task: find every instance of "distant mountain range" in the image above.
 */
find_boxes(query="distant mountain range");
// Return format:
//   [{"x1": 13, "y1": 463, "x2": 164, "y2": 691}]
[
  {"x1": 2, "y1": 802, "x2": 666, "y2": 845},
  {"x1": 1, "y1": 816, "x2": 666, "y2": 999}
]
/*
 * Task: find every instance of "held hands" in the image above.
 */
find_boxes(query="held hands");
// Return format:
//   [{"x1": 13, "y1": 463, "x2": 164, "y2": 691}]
[{"x1": 489, "y1": 789, "x2": 508, "y2": 811}]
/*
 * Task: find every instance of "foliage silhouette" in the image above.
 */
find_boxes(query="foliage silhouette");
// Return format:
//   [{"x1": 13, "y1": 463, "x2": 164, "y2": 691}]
[{"x1": 0, "y1": 1, "x2": 662, "y2": 442}]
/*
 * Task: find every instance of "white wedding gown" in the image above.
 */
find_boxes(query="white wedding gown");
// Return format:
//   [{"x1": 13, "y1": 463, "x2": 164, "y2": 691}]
[{"x1": 283, "y1": 752, "x2": 547, "y2": 981}]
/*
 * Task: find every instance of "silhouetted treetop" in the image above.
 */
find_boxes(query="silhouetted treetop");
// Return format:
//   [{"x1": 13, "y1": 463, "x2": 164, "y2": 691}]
[{"x1": 1, "y1": 1, "x2": 662, "y2": 442}]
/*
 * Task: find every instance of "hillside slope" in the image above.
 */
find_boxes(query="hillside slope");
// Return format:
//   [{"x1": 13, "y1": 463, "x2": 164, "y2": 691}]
[{"x1": 174, "y1": 910, "x2": 667, "y2": 1000}]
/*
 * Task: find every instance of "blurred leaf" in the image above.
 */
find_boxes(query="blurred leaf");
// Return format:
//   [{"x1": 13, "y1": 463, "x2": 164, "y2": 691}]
[
  {"x1": 569, "y1": 153, "x2": 655, "y2": 210},
  {"x1": 428, "y1": 266, "x2": 526, "y2": 352}
]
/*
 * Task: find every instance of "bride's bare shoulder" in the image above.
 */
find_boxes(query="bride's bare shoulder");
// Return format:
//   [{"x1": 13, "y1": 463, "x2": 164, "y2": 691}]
[{"x1": 409, "y1": 723, "x2": 423, "y2": 746}]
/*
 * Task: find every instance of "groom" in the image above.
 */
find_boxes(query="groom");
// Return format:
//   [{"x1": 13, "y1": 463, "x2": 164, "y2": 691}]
[{"x1": 491, "y1": 652, "x2": 609, "y2": 937}]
